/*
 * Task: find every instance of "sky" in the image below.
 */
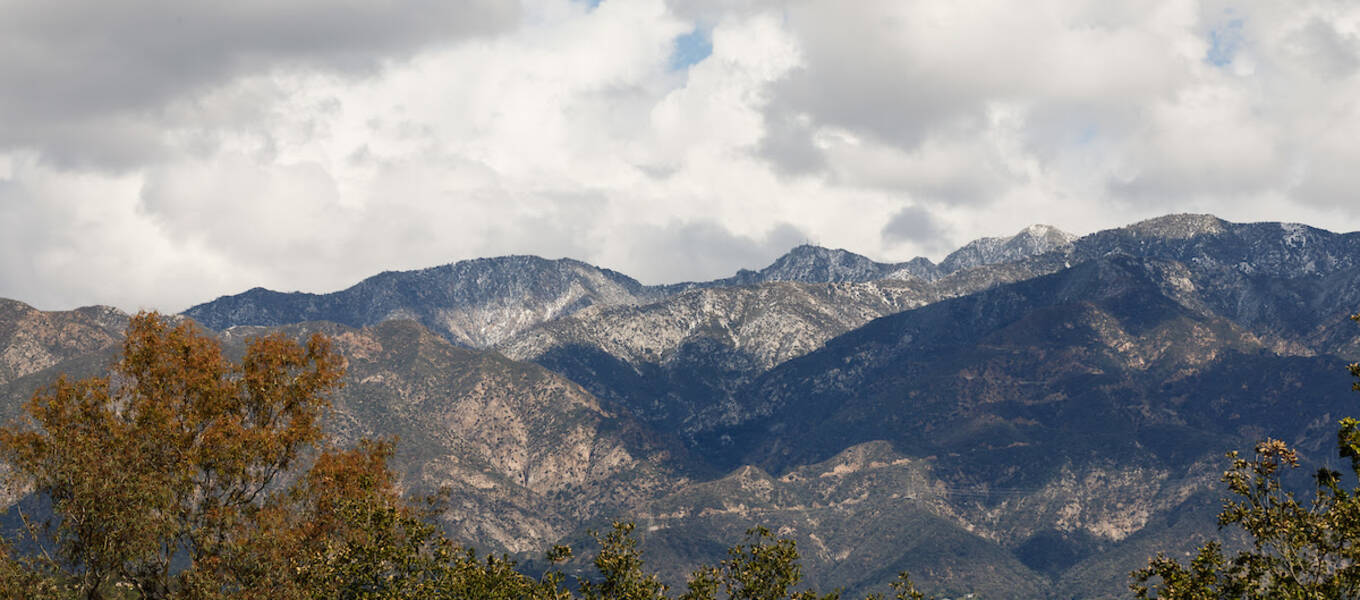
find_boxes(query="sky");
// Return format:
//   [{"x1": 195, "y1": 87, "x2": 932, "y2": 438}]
[{"x1": 2, "y1": 0, "x2": 1359, "y2": 312}]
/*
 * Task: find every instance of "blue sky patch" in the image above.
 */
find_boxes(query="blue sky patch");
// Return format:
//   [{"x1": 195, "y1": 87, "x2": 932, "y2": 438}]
[
  {"x1": 1206, "y1": 17, "x2": 1244, "y2": 67},
  {"x1": 671, "y1": 28, "x2": 713, "y2": 70},
  {"x1": 1077, "y1": 124, "x2": 1098, "y2": 145}
]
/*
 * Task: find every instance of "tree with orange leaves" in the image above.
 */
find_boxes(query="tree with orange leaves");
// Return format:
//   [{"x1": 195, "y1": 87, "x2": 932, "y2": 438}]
[
  {"x1": 0, "y1": 312, "x2": 345, "y2": 599},
  {"x1": 0, "y1": 312, "x2": 568, "y2": 600}
]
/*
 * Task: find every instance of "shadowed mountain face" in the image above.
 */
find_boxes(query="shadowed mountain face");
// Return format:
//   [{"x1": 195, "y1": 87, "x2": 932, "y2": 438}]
[
  {"x1": 497, "y1": 215, "x2": 1360, "y2": 449},
  {"x1": 498, "y1": 257, "x2": 1076, "y2": 437},
  {"x1": 621, "y1": 254, "x2": 1356, "y2": 598},
  {"x1": 5, "y1": 214, "x2": 1360, "y2": 598},
  {"x1": 705, "y1": 255, "x2": 1353, "y2": 472},
  {"x1": 497, "y1": 280, "x2": 937, "y2": 435}
]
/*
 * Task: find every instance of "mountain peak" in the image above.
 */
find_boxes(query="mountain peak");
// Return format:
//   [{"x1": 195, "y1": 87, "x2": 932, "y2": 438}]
[
  {"x1": 1018, "y1": 223, "x2": 1076, "y2": 242},
  {"x1": 939, "y1": 224, "x2": 1076, "y2": 274},
  {"x1": 1127, "y1": 213, "x2": 1227, "y2": 239},
  {"x1": 758, "y1": 245, "x2": 890, "y2": 283}
]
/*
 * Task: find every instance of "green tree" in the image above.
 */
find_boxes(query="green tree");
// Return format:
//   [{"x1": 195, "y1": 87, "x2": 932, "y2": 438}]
[
  {"x1": 1131, "y1": 314, "x2": 1360, "y2": 599},
  {"x1": 579, "y1": 521, "x2": 669, "y2": 600},
  {"x1": 677, "y1": 527, "x2": 840, "y2": 600}
]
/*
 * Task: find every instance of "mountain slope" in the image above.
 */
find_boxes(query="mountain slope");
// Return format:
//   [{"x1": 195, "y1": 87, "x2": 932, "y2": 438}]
[
  {"x1": 938, "y1": 223, "x2": 1076, "y2": 274},
  {"x1": 682, "y1": 254, "x2": 1356, "y2": 597},
  {"x1": 0, "y1": 298, "x2": 126, "y2": 388},
  {"x1": 500, "y1": 250, "x2": 1076, "y2": 437},
  {"x1": 719, "y1": 255, "x2": 1348, "y2": 469},
  {"x1": 218, "y1": 319, "x2": 689, "y2": 553},
  {"x1": 1069, "y1": 214, "x2": 1360, "y2": 352},
  {"x1": 0, "y1": 305, "x2": 692, "y2": 556},
  {"x1": 498, "y1": 280, "x2": 935, "y2": 433},
  {"x1": 629, "y1": 441, "x2": 1053, "y2": 599}
]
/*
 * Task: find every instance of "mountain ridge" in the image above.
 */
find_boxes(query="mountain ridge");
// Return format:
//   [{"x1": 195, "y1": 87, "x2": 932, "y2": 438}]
[{"x1": 181, "y1": 223, "x2": 1081, "y2": 348}]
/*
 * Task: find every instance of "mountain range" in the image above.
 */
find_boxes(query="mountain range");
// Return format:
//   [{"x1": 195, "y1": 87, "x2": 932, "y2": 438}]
[{"x1": 5, "y1": 214, "x2": 1360, "y2": 599}]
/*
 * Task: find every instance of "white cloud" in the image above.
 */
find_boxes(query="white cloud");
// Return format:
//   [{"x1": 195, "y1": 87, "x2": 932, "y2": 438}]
[{"x1": 3, "y1": 0, "x2": 1360, "y2": 311}]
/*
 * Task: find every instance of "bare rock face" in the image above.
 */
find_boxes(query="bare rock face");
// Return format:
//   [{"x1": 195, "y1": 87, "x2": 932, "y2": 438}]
[
  {"x1": 0, "y1": 299, "x2": 126, "y2": 387},
  {"x1": 621, "y1": 440, "x2": 1223, "y2": 598},
  {"x1": 502, "y1": 280, "x2": 932, "y2": 373},
  {"x1": 221, "y1": 319, "x2": 685, "y2": 553}
]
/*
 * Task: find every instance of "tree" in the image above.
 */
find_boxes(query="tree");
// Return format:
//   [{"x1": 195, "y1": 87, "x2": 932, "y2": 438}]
[
  {"x1": 202, "y1": 439, "x2": 569, "y2": 600},
  {"x1": 579, "y1": 521, "x2": 669, "y2": 600},
  {"x1": 676, "y1": 526, "x2": 841, "y2": 600},
  {"x1": 0, "y1": 312, "x2": 581, "y2": 600},
  {"x1": 0, "y1": 312, "x2": 344, "y2": 599},
  {"x1": 1130, "y1": 314, "x2": 1360, "y2": 599}
]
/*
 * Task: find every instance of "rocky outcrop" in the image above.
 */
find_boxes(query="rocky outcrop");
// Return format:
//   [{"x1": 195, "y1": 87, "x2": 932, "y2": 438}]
[
  {"x1": 0, "y1": 299, "x2": 126, "y2": 388},
  {"x1": 218, "y1": 319, "x2": 686, "y2": 553}
]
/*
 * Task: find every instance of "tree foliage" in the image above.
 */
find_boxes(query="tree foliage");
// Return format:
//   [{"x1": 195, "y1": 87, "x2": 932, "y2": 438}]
[
  {"x1": 1131, "y1": 314, "x2": 1360, "y2": 599},
  {"x1": 677, "y1": 526, "x2": 836, "y2": 600},
  {"x1": 0, "y1": 312, "x2": 345, "y2": 598}
]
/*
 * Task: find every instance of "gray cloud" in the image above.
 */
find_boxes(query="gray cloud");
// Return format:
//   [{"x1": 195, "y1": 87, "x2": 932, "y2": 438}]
[
  {"x1": 760, "y1": 2, "x2": 1003, "y2": 162},
  {"x1": 0, "y1": 0, "x2": 519, "y2": 169},
  {"x1": 613, "y1": 220, "x2": 807, "y2": 285},
  {"x1": 881, "y1": 204, "x2": 949, "y2": 252},
  {"x1": 758, "y1": 107, "x2": 827, "y2": 175},
  {"x1": 1287, "y1": 18, "x2": 1360, "y2": 79},
  {"x1": 755, "y1": 1, "x2": 1190, "y2": 200}
]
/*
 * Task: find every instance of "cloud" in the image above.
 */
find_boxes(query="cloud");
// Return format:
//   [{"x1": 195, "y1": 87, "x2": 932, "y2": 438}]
[
  {"x1": 5, "y1": 0, "x2": 1360, "y2": 312},
  {"x1": 606, "y1": 220, "x2": 808, "y2": 284},
  {"x1": 0, "y1": 0, "x2": 519, "y2": 169},
  {"x1": 881, "y1": 205, "x2": 950, "y2": 252}
]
